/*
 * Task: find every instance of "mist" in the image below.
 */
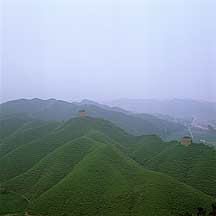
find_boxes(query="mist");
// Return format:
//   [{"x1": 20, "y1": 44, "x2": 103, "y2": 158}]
[{"x1": 1, "y1": 0, "x2": 216, "y2": 103}]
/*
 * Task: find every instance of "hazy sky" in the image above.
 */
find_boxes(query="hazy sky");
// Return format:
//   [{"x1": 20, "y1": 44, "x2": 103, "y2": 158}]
[{"x1": 1, "y1": 0, "x2": 216, "y2": 103}]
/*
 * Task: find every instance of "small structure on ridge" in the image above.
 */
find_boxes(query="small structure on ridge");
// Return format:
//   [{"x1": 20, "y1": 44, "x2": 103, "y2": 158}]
[
  {"x1": 79, "y1": 110, "x2": 86, "y2": 118},
  {"x1": 180, "y1": 136, "x2": 192, "y2": 146}
]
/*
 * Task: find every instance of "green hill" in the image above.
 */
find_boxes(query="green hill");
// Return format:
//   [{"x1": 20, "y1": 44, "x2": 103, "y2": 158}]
[
  {"x1": 5, "y1": 137, "x2": 101, "y2": 199},
  {"x1": 123, "y1": 135, "x2": 216, "y2": 198},
  {"x1": 0, "y1": 98, "x2": 185, "y2": 137},
  {"x1": 0, "y1": 117, "x2": 129, "y2": 183},
  {"x1": 1, "y1": 117, "x2": 215, "y2": 215},
  {"x1": 0, "y1": 119, "x2": 59, "y2": 158},
  {"x1": 143, "y1": 143, "x2": 216, "y2": 197},
  {"x1": 28, "y1": 144, "x2": 213, "y2": 216},
  {"x1": 124, "y1": 135, "x2": 177, "y2": 164}
]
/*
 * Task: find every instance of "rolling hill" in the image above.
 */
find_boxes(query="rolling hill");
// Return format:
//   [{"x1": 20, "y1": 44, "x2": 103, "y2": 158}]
[
  {"x1": 0, "y1": 116, "x2": 215, "y2": 215},
  {"x1": 0, "y1": 118, "x2": 59, "y2": 158},
  {"x1": 0, "y1": 98, "x2": 185, "y2": 137},
  {"x1": 122, "y1": 135, "x2": 216, "y2": 198},
  {"x1": 144, "y1": 143, "x2": 216, "y2": 197},
  {"x1": 28, "y1": 144, "x2": 213, "y2": 216},
  {"x1": 0, "y1": 117, "x2": 130, "y2": 183}
]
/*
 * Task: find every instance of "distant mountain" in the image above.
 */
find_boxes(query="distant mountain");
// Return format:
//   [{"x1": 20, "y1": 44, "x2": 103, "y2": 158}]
[
  {"x1": 0, "y1": 117, "x2": 214, "y2": 216},
  {"x1": 79, "y1": 99, "x2": 131, "y2": 114},
  {"x1": 106, "y1": 98, "x2": 216, "y2": 120},
  {"x1": 0, "y1": 98, "x2": 185, "y2": 137}
]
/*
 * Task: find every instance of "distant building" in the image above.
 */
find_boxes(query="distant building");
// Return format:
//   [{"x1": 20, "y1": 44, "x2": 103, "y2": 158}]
[
  {"x1": 79, "y1": 110, "x2": 86, "y2": 118},
  {"x1": 180, "y1": 136, "x2": 192, "y2": 146}
]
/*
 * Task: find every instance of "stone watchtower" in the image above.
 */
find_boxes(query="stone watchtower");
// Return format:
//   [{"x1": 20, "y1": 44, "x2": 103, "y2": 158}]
[
  {"x1": 180, "y1": 136, "x2": 192, "y2": 146},
  {"x1": 79, "y1": 110, "x2": 86, "y2": 118}
]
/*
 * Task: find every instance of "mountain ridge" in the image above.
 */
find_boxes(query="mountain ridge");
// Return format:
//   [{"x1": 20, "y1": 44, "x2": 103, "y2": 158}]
[{"x1": 0, "y1": 98, "x2": 185, "y2": 138}]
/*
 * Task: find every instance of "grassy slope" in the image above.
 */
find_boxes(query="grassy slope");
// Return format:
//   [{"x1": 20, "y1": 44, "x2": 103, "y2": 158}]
[
  {"x1": 0, "y1": 192, "x2": 28, "y2": 215},
  {"x1": 5, "y1": 137, "x2": 100, "y2": 199},
  {"x1": 125, "y1": 135, "x2": 177, "y2": 164},
  {"x1": 0, "y1": 117, "x2": 29, "y2": 140},
  {"x1": 1, "y1": 117, "x2": 215, "y2": 216},
  {"x1": 143, "y1": 143, "x2": 216, "y2": 197},
  {"x1": 0, "y1": 121, "x2": 61, "y2": 182},
  {"x1": 29, "y1": 144, "x2": 213, "y2": 216},
  {"x1": 0, "y1": 117, "x2": 130, "y2": 183},
  {"x1": 122, "y1": 134, "x2": 216, "y2": 198},
  {"x1": 0, "y1": 120, "x2": 59, "y2": 158}
]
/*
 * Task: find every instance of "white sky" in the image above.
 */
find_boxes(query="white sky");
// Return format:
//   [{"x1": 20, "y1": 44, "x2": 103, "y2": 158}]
[{"x1": 1, "y1": 0, "x2": 216, "y2": 102}]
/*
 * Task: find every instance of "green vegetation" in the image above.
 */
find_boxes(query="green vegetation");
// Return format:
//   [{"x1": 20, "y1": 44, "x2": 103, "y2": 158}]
[
  {"x1": 0, "y1": 98, "x2": 185, "y2": 137},
  {"x1": 143, "y1": 143, "x2": 216, "y2": 197},
  {"x1": 0, "y1": 116, "x2": 29, "y2": 140},
  {"x1": 28, "y1": 144, "x2": 213, "y2": 216},
  {"x1": 177, "y1": 202, "x2": 216, "y2": 216},
  {"x1": 0, "y1": 116, "x2": 215, "y2": 216},
  {"x1": 0, "y1": 191, "x2": 28, "y2": 215},
  {"x1": 6, "y1": 137, "x2": 101, "y2": 199},
  {"x1": 0, "y1": 120, "x2": 59, "y2": 158}
]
